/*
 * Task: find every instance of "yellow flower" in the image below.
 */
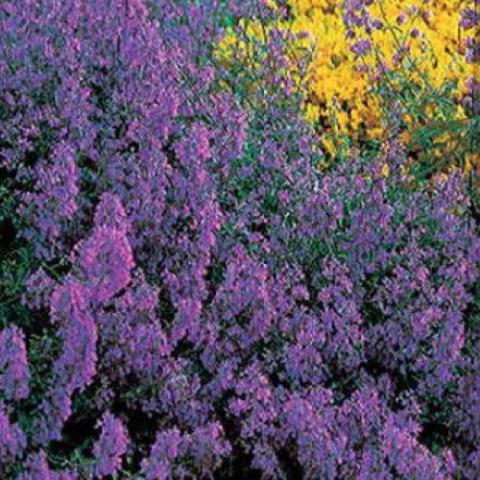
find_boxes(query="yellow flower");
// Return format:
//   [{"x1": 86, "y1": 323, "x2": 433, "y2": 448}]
[
  {"x1": 216, "y1": 0, "x2": 472, "y2": 169},
  {"x1": 381, "y1": 163, "x2": 390, "y2": 177},
  {"x1": 465, "y1": 153, "x2": 480, "y2": 174},
  {"x1": 305, "y1": 103, "x2": 320, "y2": 123},
  {"x1": 287, "y1": 0, "x2": 468, "y2": 148}
]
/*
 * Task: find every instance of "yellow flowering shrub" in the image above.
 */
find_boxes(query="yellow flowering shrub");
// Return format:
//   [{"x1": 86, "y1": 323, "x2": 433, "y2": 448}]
[
  {"x1": 215, "y1": 1, "x2": 477, "y2": 173},
  {"x1": 289, "y1": 1, "x2": 473, "y2": 139},
  {"x1": 290, "y1": 0, "x2": 480, "y2": 168}
]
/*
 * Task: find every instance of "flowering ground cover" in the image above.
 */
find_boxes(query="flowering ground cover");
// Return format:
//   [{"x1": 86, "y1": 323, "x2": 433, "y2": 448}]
[{"x1": 0, "y1": 0, "x2": 479, "y2": 478}]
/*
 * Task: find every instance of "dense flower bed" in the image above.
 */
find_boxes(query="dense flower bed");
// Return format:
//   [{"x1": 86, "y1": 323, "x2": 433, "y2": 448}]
[{"x1": 0, "y1": 0, "x2": 480, "y2": 478}]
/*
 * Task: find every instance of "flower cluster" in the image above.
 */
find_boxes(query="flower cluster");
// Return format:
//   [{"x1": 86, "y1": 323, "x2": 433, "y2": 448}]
[
  {"x1": 0, "y1": 326, "x2": 29, "y2": 401},
  {"x1": 276, "y1": 0, "x2": 472, "y2": 157},
  {"x1": 92, "y1": 412, "x2": 128, "y2": 478}
]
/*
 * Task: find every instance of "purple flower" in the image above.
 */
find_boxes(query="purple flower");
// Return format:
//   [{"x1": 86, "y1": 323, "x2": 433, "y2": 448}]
[
  {"x1": 141, "y1": 428, "x2": 183, "y2": 480},
  {"x1": 78, "y1": 226, "x2": 134, "y2": 304},
  {"x1": 350, "y1": 39, "x2": 372, "y2": 56},
  {"x1": 18, "y1": 450, "x2": 77, "y2": 480},
  {"x1": 0, "y1": 326, "x2": 29, "y2": 401},
  {"x1": 35, "y1": 280, "x2": 97, "y2": 444},
  {"x1": 460, "y1": 7, "x2": 480, "y2": 29},
  {"x1": 0, "y1": 403, "x2": 25, "y2": 464},
  {"x1": 92, "y1": 412, "x2": 128, "y2": 478}
]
